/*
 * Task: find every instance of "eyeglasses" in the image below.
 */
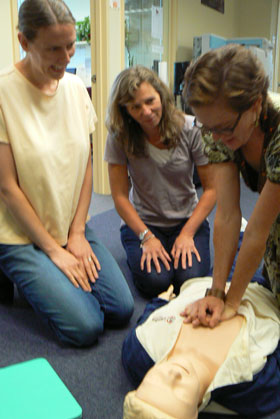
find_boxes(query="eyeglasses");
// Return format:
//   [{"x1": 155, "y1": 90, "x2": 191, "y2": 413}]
[{"x1": 193, "y1": 112, "x2": 242, "y2": 136}]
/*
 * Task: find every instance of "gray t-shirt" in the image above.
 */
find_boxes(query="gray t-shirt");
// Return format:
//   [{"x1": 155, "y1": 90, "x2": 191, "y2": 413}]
[{"x1": 104, "y1": 115, "x2": 209, "y2": 227}]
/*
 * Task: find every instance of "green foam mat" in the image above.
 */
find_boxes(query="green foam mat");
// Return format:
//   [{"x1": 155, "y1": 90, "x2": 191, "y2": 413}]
[{"x1": 0, "y1": 358, "x2": 82, "y2": 419}]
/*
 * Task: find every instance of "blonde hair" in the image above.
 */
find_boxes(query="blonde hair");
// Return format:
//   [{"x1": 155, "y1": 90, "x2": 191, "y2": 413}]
[
  {"x1": 123, "y1": 391, "x2": 176, "y2": 419},
  {"x1": 183, "y1": 44, "x2": 280, "y2": 132},
  {"x1": 106, "y1": 66, "x2": 185, "y2": 157}
]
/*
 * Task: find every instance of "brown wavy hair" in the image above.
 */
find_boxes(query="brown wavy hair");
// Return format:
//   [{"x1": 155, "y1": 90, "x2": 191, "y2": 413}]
[
  {"x1": 18, "y1": 0, "x2": 75, "y2": 41},
  {"x1": 183, "y1": 44, "x2": 280, "y2": 134},
  {"x1": 106, "y1": 66, "x2": 185, "y2": 157}
]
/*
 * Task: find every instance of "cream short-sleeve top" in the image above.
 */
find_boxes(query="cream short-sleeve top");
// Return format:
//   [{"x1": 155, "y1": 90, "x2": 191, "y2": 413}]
[{"x1": 0, "y1": 66, "x2": 97, "y2": 245}]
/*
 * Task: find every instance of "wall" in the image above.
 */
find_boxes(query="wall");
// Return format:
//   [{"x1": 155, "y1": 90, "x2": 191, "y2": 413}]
[
  {"x1": 238, "y1": 0, "x2": 274, "y2": 39},
  {"x1": 109, "y1": 6, "x2": 123, "y2": 89},
  {"x1": 238, "y1": 0, "x2": 278, "y2": 90},
  {"x1": 176, "y1": 0, "x2": 277, "y2": 62},
  {"x1": 176, "y1": 0, "x2": 240, "y2": 61},
  {"x1": 0, "y1": 1, "x2": 14, "y2": 69}
]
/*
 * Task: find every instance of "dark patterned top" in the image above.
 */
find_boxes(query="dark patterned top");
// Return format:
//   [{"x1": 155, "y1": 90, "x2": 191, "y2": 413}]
[{"x1": 203, "y1": 126, "x2": 280, "y2": 305}]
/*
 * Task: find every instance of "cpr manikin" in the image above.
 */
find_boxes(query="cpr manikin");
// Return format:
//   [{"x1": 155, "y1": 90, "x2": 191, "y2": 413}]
[
  {"x1": 122, "y1": 260, "x2": 280, "y2": 418},
  {"x1": 123, "y1": 284, "x2": 244, "y2": 419}
]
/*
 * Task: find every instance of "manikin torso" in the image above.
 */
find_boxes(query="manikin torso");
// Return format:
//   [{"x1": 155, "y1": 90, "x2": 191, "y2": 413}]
[
  {"x1": 136, "y1": 314, "x2": 244, "y2": 419},
  {"x1": 169, "y1": 314, "x2": 244, "y2": 403}
]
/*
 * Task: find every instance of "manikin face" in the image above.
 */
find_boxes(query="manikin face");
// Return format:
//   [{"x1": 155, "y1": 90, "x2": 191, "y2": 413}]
[
  {"x1": 126, "y1": 82, "x2": 163, "y2": 133},
  {"x1": 192, "y1": 99, "x2": 260, "y2": 151},
  {"x1": 19, "y1": 23, "x2": 76, "y2": 83},
  {"x1": 136, "y1": 358, "x2": 199, "y2": 419}
]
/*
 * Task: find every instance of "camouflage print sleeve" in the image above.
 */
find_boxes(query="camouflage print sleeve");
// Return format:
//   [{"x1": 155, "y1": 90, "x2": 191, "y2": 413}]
[
  {"x1": 203, "y1": 132, "x2": 235, "y2": 163},
  {"x1": 266, "y1": 126, "x2": 280, "y2": 184}
]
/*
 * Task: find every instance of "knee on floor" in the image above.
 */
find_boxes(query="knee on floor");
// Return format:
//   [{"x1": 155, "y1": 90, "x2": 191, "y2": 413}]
[
  {"x1": 107, "y1": 297, "x2": 134, "y2": 327},
  {"x1": 133, "y1": 271, "x2": 171, "y2": 298},
  {"x1": 58, "y1": 317, "x2": 104, "y2": 347}
]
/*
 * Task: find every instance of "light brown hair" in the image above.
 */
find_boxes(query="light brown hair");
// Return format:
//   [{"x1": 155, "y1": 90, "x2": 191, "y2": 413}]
[
  {"x1": 183, "y1": 44, "x2": 280, "y2": 132},
  {"x1": 106, "y1": 66, "x2": 185, "y2": 157},
  {"x1": 18, "y1": 0, "x2": 75, "y2": 41}
]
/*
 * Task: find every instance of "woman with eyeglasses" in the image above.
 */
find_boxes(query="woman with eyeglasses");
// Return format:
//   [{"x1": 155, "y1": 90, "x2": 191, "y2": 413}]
[
  {"x1": 181, "y1": 43, "x2": 280, "y2": 327},
  {"x1": 105, "y1": 66, "x2": 216, "y2": 297}
]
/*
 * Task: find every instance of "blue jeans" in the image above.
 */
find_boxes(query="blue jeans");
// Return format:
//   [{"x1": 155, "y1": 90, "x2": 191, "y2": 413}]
[
  {"x1": 0, "y1": 225, "x2": 134, "y2": 346},
  {"x1": 121, "y1": 219, "x2": 210, "y2": 297}
]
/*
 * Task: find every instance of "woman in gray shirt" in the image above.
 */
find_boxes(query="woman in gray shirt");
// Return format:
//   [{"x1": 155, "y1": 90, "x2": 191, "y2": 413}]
[{"x1": 104, "y1": 66, "x2": 215, "y2": 297}]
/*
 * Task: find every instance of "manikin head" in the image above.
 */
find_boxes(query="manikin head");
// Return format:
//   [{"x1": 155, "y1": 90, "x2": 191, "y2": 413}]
[{"x1": 123, "y1": 358, "x2": 200, "y2": 419}]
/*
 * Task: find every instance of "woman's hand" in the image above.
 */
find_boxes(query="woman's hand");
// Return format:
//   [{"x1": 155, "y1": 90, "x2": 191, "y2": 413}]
[
  {"x1": 171, "y1": 232, "x2": 201, "y2": 269},
  {"x1": 140, "y1": 235, "x2": 171, "y2": 273},
  {"x1": 48, "y1": 246, "x2": 92, "y2": 292},
  {"x1": 66, "y1": 232, "x2": 101, "y2": 285},
  {"x1": 221, "y1": 302, "x2": 238, "y2": 321},
  {"x1": 180, "y1": 296, "x2": 225, "y2": 328}
]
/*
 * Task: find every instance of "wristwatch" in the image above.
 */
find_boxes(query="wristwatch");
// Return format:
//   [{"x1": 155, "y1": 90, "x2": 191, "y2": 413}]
[
  {"x1": 139, "y1": 229, "x2": 149, "y2": 241},
  {"x1": 205, "y1": 288, "x2": 226, "y2": 301}
]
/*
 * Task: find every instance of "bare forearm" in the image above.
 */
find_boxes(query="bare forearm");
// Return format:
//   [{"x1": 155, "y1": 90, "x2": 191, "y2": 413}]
[
  {"x1": 109, "y1": 163, "x2": 151, "y2": 237},
  {"x1": 180, "y1": 189, "x2": 216, "y2": 237},
  {"x1": 69, "y1": 154, "x2": 92, "y2": 236},
  {"x1": 1, "y1": 186, "x2": 60, "y2": 255},
  {"x1": 226, "y1": 228, "x2": 266, "y2": 307},
  {"x1": 212, "y1": 209, "x2": 241, "y2": 290},
  {"x1": 114, "y1": 195, "x2": 149, "y2": 236}
]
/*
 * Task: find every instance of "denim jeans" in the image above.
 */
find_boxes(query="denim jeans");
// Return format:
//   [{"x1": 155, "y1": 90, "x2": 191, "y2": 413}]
[
  {"x1": 0, "y1": 268, "x2": 14, "y2": 303},
  {"x1": 121, "y1": 219, "x2": 210, "y2": 297},
  {"x1": 0, "y1": 224, "x2": 134, "y2": 346}
]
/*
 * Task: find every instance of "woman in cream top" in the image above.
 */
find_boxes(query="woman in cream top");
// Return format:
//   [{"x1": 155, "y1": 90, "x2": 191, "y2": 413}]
[{"x1": 0, "y1": 0, "x2": 133, "y2": 346}]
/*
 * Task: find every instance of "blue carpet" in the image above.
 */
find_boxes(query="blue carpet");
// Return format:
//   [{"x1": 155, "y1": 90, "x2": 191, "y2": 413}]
[
  {"x1": 0, "y1": 209, "x2": 146, "y2": 419},
  {"x1": 0, "y1": 180, "x2": 279, "y2": 418}
]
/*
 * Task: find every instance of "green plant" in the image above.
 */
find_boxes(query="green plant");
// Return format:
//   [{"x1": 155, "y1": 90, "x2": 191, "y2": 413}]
[{"x1": 76, "y1": 16, "x2": 91, "y2": 43}]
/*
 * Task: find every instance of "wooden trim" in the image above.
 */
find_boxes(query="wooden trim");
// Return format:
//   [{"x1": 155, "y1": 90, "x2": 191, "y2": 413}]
[
  {"x1": 120, "y1": 0, "x2": 125, "y2": 69},
  {"x1": 91, "y1": 0, "x2": 110, "y2": 194},
  {"x1": 90, "y1": 0, "x2": 125, "y2": 194}
]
